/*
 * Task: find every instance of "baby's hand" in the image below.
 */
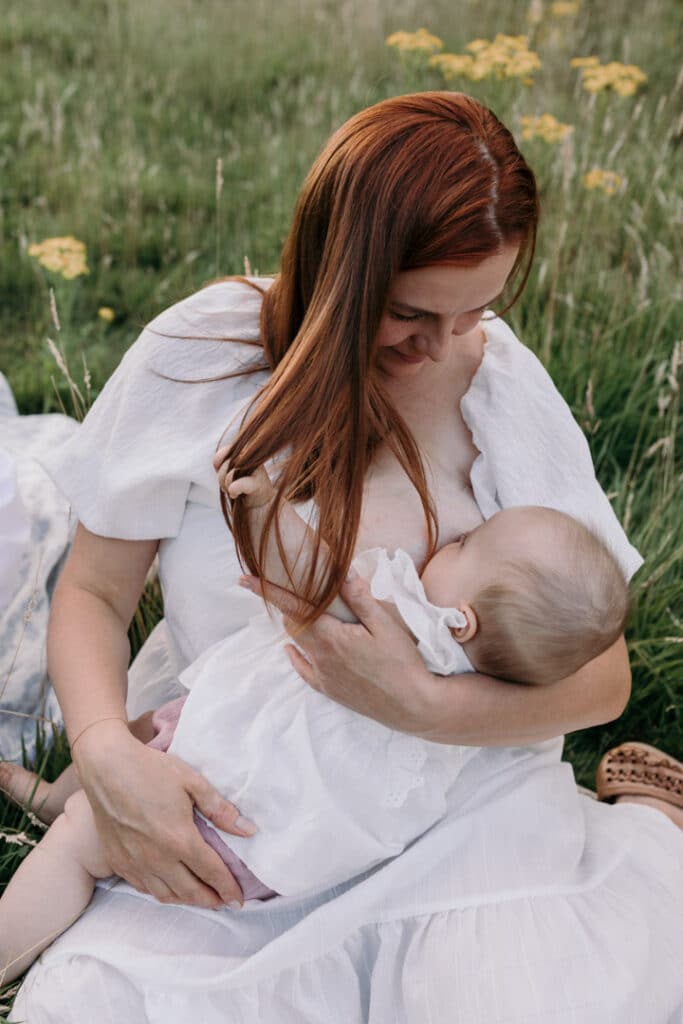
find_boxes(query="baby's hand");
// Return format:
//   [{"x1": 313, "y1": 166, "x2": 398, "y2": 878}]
[{"x1": 225, "y1": 466, "x2": 276, "y2": 509}]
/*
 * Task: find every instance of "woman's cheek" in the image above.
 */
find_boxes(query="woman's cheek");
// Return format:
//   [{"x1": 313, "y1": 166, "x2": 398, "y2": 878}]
[{"x1": 375, "y1": 316, "x2": 410, "y2": 349}]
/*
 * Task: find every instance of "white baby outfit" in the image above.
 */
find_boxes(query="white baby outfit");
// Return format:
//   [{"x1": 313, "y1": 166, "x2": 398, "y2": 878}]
[
  {"x1": 12, "y1": 278, "x2": 683, "y2": 1024},
  {"x1": 172, "y1": 546, "x2": 476, "y2": 897}
]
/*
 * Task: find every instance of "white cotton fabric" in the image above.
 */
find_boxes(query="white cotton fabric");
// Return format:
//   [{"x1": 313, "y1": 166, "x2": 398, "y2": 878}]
[
  {"x1": 14, "y1": 280, "x2": 683, "y2": 1024},
  {"x1": 0, "y1": 407, "x2": 78, "y2": 759},
  {"x1": 171, "y1": 547, "x2": 474, "y2": 896},
  {"x1": 0, "y1": 447, "x2": 29, "y2": 613}
]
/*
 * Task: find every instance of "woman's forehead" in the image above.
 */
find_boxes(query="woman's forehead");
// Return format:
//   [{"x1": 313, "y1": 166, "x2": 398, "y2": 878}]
[{"x1": 390, "y1": 248, "x2": 519, "y2": 312}]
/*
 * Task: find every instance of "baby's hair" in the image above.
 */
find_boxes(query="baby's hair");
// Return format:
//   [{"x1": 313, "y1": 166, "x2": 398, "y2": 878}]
[{"x1": 471, "y1": 510, "x2": 631, "y2": 685}]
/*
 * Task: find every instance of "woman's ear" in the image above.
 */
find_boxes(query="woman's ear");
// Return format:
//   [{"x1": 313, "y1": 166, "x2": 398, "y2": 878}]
[{"x1": 450, "y1": 602, "x2": 478, "y2": 643}]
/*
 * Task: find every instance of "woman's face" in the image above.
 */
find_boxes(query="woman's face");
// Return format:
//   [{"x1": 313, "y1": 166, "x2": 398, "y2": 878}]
[{"x1": 374, "y1": 244, "x2": 520, "y2": 379}]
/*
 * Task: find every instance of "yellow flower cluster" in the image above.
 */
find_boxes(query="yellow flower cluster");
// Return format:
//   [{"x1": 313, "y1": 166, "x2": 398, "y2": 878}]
[
  {"x1": 98, "y1": 306, "x2": 115, "y2": 322},
  {"x1": 550, "y1": 1, "x2": 579, "y2": 15},
  {"x1": 519, "y1": 113, "x2": 573, "y2": 143},
  {"x1": 28, "y1": 236, "x2": 89, "y2": 279},
  {"x1": 583, "y1": 168, "x2": 624, "y2": 195},
  {"x1": 429, "y1": 34, "x2": 542, "y2": 82},
  {"x1": 385, "y1": 28, "x2": 443, "y2": 54},
  {"x1": 570, "y1": 57, "x2": 647, "y2": 96}
]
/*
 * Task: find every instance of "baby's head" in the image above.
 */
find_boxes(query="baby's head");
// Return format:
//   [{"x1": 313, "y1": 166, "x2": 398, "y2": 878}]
[{"x1": 420, "y1": 506, "x2": 631, "y2": 685}]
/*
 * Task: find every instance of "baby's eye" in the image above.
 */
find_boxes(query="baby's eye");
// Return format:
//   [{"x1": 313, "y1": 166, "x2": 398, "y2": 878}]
[{"x1": 390, "y1": 311, "x2": 424, "y2": 322}]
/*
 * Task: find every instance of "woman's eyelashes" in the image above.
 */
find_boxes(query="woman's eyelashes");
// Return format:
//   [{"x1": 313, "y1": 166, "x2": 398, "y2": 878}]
[
  {"x1": 389, "y1": 307, "x2": 486, "y2": 323},
  {"x1": 390, "y1": 310, "x2": 424, "y2": 322}
]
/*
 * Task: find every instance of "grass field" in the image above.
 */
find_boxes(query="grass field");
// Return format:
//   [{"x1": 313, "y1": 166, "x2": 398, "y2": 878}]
[{"x1": 1, "y1": 0, "x2": 682, "y2": 1008}]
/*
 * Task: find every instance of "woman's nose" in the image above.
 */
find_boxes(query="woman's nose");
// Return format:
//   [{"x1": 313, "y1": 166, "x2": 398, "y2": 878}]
[{"x1": 423, "y1": 323, "x2": 456, "y2": 361}]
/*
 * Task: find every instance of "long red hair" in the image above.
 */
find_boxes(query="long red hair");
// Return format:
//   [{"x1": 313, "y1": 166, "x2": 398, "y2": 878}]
[{"x1": 224, "y1": 91, "x2": 539, "y2": 622}]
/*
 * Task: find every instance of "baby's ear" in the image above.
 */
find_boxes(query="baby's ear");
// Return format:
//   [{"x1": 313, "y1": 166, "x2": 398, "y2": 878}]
[{"x1": 450, "y1": 603, "x2": 478, "y2": 643}]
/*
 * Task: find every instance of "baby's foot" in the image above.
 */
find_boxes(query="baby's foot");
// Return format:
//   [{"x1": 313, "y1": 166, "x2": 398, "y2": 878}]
[{"x1": 0, "y1": 762, "x2": 61, "y2": 824}]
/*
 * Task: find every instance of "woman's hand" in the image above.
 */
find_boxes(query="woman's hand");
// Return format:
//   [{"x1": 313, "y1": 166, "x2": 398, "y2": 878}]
[
  {"x1": 239, "y1": 572, "x2": 439, "y2": 735},
  {"x1": 72, "y1": 719, "x2": 256, "y2": 909}
]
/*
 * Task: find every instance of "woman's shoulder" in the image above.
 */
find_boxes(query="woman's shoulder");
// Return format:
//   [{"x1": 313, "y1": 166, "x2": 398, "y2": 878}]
[
  {"x1": 137, "y1": 275, "x2": 276, "y2": 380},
  {"x1": 463, "y1": 314, "x2": 569, "y2": 416},
  {"x1": 147, "y1": 275, "x2": 275, "y2": 339},
  {"x1": 479, "y1": 315, "x2": 547, "y2": 376}
]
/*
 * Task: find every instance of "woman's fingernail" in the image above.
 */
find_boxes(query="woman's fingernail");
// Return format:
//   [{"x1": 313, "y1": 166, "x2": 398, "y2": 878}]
[
  {"x1": 238, "y1": 576, "x2": 253, "y2": 589},
  {"x1": 228, "y1": 900, "x2": 243, "y2": 912},
  {"x1": 235, "y1": 814, "x2": 258, "y2": 835}
]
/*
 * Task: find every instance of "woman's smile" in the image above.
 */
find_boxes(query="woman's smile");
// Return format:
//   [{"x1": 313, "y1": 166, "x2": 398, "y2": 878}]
[{"x1": 390, "y1": 348, "x2": 427, "y2": 366}]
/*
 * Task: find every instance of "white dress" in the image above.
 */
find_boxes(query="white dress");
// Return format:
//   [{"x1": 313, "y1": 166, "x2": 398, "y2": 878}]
[
  {"x1": 12, "y1": 279, "x2": 683, "y2": 1024},
  {"x1": 172, "y1": 547, "x2": 477, "y2": 897}
]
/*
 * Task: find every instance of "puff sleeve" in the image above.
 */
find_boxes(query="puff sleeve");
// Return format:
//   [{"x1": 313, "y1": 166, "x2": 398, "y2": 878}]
[
  {"x1": 37, "y1": 279, "x2": 272, "y2": 540},
  {"x1": 461, "y1": 316, "x2": 643, "y2": 581}
]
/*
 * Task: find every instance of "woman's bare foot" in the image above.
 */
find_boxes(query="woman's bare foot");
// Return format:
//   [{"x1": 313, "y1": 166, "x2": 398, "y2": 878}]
[
  {"x1": 614, "y1": 794, "x2": 683, "y2": 830},
  {"x1": 0, "y1": 761, "x2": 80, "y2": 825}
]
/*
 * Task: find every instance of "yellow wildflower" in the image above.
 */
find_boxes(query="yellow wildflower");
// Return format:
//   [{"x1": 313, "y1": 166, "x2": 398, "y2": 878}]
[
  {"x1": 98, "y1": 307, "x2": 115, "y2": 323},
  {"x1": 28, "y1": 236, "x2": 89, "y2": 279},
  {"x1": 572, "y1": 58, "x2": 647, "y2": 96},
  {"x1": 430, "y1": 54, "x2": 476, "y2": 77},
  {"x1": 429, "y1": 34, "x2": 541, "y2": 83},
  {"x1": 519, "y1": 113, "x2": 573, "y2": 143},
  {"x1": 583, "y1": 168, "x2": 624, "y2": 195},
  {"x1": 465, "y1": 39, "x2": 490, "y2": 53},
  {"x1": 386, "y1": 28, "x2": 443, "y2": 54},
  {"x1": 550, "y1": 1, "x2": 579, "y2": 15}
]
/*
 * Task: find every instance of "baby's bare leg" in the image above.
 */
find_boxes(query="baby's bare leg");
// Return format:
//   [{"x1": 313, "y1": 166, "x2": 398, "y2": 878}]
[
  {"x1": 0, "y1": 711, "x2": 156, "y2": 824},
  {"x1": 0, "y1": 788, "x2": 113, "y2": 985}
]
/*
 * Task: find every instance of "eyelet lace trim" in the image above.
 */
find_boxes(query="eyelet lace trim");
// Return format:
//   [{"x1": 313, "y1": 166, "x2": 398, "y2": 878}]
[{"x1": 382, "y1": 735, "x2": 430, "y2": 809}]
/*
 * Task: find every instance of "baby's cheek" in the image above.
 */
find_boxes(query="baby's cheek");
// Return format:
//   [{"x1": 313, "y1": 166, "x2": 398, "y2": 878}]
[{"x1": 420, "y1": 548, "x2": 460, "y2": 607}]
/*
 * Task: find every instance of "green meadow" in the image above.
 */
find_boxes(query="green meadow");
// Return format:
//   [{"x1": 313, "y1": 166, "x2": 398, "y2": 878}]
[{"x1": 1, "y1": 0, "x2": 682, "y2": 1007}]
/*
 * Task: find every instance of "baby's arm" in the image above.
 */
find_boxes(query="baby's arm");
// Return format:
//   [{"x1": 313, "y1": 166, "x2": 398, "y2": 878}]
[
  {"x1": 226, "y1": 466, "x2": 357, "y2": 623},
  {"x1": 0, "y1": 789, "x2": 112, "y2": 984}
]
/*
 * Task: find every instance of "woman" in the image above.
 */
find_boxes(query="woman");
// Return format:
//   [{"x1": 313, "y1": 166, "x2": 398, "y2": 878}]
[{"x1": 10, "y1": 92, "x2": 683, "y2": 1021}]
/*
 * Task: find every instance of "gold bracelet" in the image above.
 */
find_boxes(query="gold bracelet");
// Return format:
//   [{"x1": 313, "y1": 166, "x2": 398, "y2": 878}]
[{"x1": 69, "y1": 716, "x2": 127, "y2": 752}]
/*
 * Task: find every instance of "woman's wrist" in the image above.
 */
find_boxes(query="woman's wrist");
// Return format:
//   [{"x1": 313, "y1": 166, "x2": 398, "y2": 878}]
[
  {"x1": 69, "y1": 716, "x2": 131, "y2": 773},
  {"x1": 70, "y1": 715, "x2": 128, "y2": 753}
]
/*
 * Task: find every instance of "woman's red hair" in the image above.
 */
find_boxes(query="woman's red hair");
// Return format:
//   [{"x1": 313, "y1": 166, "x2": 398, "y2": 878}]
[{"x1": 224, "y1": 91, "x2": 539, "y2": 622}]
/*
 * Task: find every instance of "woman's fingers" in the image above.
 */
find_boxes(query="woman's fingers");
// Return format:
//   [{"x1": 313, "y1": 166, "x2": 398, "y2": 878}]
[
  {"x1": 184, "y1": 768, "x2": 257, "y2": 837},
  {"x1": 179, "y1": 836, "x2": 244, "y2": 907},
  {"x1": 144, "y1": 874, "x2": 178, "y2": 904},
  {"x1": 338, "y1": 572, "x2": 381, "y2": 631},
  {"x1": 284, "y1": 644, "x2": 317, "y2": 687}
]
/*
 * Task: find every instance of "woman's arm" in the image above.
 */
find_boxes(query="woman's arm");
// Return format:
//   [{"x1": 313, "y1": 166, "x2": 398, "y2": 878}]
[
  {"x1": 49, "y1": 523, "x2": 257, "y2": 907},
  {"x1": 239, "y1": 573, "x2": 630, "y2": 745}
]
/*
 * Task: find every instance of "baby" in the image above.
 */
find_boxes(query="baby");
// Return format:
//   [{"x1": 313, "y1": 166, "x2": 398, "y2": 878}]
[
  {"x1": 0, "y1": 466, "x2": 629, "y2": 983},
  {"x1": 224, "y1": 466, "x2": 630, "y2": 688}
]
